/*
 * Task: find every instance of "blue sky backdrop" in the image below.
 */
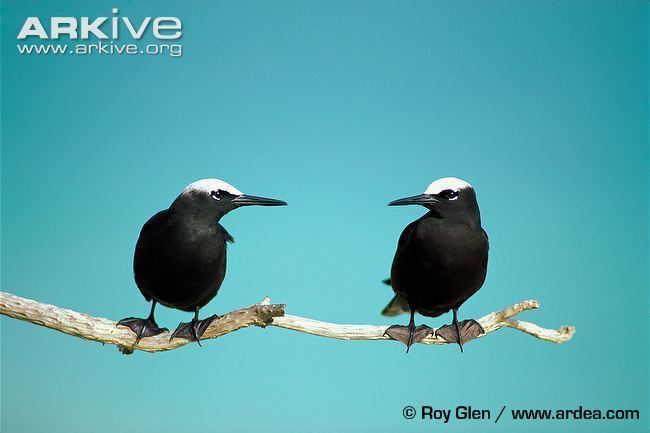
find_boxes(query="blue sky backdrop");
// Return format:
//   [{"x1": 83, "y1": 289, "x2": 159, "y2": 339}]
[{"x1": 2, "y1": 1, "x2": 648, "y2": 432}]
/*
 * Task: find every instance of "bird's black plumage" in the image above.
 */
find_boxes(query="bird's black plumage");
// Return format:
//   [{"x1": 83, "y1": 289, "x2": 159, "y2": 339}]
[
  {"x1": 134, "y1": 206, "x2": 230, "y2": 313},
  {"x1": 383, "y1": 177, "x2": 489, "y2": 352},
  {"x1": 118, "y1": 178, "x2": 286, "y2": 345}
]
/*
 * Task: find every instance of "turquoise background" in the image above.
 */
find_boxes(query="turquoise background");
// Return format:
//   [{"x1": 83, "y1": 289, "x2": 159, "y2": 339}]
[{"x1": 2, "y1": 1, "x2": 648, "y2": 432}]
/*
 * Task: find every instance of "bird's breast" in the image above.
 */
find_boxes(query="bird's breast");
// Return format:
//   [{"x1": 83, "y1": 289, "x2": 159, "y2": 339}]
[{"x1": 390, "y1": 219, "x2": 488, "y2": 314}]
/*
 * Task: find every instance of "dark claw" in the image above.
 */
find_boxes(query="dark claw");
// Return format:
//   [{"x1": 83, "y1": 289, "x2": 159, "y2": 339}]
[
  {"x1": 117, "y1": 317, "x2": 168, "y2": 345},
  {"x1": 385, "y1": 324, "x2": 433, "y2": 352},
  {"x1": 170, "y1": 314, "x2": 219, "y2": 345},
  {"x1": 435, "y1": 319, "x2": 484, "y2": 351}
]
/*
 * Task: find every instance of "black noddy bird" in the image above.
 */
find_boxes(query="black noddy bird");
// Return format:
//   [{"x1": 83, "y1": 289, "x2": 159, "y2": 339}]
[
  {"x1": 118, "y1": 178, "x2": 286, "y2": 344},
  {"x1": 382, "y1": 177, "x2": 488, "y2": 352}
]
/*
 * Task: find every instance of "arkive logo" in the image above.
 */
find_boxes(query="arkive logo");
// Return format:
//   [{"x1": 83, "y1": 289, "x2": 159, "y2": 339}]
[{"x1": 16, "y1": 8, "x2": 183, "y2": 57}]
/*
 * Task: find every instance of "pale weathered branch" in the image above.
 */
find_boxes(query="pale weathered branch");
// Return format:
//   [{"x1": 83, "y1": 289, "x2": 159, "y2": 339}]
[{"x1": 0, "y1": 291, "x2": 575, "y2": 354}]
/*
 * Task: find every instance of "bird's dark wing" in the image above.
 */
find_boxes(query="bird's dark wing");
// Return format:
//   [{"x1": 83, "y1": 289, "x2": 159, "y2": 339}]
[
  {"x1": 390, "y1": 218, "x2": 420, "y2": 274},
  {"x1": 219, "y1": 224, "x2": 234, "y2": 244},
  {"x1": 380, "y1": 220, "x2": 420, "y2": 316},
  {"x1": 381, "y1": 278, "x2": 410, "y2": 316},
  {"x1": 133, "y1": 210, "x2": 171, "y2": 301},
  {"x1": 481, "y1": 228, "x2": 489, "y2": 269}
]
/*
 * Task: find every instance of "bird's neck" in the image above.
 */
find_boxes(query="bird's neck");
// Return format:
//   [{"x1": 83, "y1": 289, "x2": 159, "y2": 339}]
[
  {"x1": 170, "y1": 198, "x2": 226, "y2": 227},
  {"x1": 425, "y1": 208, "x2": 482, "y2": 229}
]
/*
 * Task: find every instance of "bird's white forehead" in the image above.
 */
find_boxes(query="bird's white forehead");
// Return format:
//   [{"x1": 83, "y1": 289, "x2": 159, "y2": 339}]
[
  {"x1": 183, "y1": 178, "x2": 243, "y2": 195},
  {"x1": 424, "y1": 177, "x2": 472, "y2": 194}
]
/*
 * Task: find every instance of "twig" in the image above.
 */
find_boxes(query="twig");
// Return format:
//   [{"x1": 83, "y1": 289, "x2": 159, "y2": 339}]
[{"x1": 0, "y1": 291, "x2": 575, "y2": 354}]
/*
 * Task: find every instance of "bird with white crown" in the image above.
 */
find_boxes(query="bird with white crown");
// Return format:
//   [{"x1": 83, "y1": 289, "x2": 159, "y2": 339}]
[
  {"x1": 382, "y1": 177, "x2": 489, "y2": 352},
  {"x1": 118, "y1": 178, "x2": 286, "y2": 344}
]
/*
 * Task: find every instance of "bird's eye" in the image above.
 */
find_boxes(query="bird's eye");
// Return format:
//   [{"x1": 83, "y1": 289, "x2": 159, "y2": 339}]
[
  {"x1": 211, "y1": 190, "x2": 224, "y2": 200},
  {"x1": 440, "y1": 189, "x2": 459, "y2": 200}
]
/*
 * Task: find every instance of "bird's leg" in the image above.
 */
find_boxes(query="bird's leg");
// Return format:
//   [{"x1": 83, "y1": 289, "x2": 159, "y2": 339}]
[
  {"x1": 453, "y1": 308, "x2": 463, "y2": 353},
  {"x1": 170, "y1": 307, "x2": 219, "y2": 346},
  {"x1": 406, "y1": 310, "x2": 415, "y2": 349},
  {"x1": 117, "y1": 301, "x2": 169, "y2": 345},
  {"x1": 384, "y1": 310, "x2": 433, "y2": 352},
  {"x1": 434, "y1": 308, "x2": 485, "y2": 352}
]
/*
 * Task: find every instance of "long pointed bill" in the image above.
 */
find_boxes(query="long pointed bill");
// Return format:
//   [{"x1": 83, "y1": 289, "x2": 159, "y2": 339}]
[
  {"x1": 233, "y1": 194, "x2": 287, "y2": 207},
  {"x1": 388, "y1": 193, "x2": 437, "y2": 206}
]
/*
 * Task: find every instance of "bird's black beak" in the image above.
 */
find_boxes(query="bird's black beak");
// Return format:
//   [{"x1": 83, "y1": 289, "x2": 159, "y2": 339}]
[
  {"x1": 233, "y1": 194, "x2": 287, "y2": 207},
  {"x1": 388, "y1": 194, "x2": 437, "y2": 206}
]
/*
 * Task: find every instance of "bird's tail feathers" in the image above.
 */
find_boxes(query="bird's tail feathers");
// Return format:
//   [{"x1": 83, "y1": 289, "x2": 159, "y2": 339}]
[{"x1": 381, "y1": 294, "x2": 409, "y2": 317}]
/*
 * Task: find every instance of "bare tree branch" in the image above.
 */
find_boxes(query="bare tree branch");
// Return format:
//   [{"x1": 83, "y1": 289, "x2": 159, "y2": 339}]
[{"x1": 0, "y1": 291, "x2": 575, "y2": 354}]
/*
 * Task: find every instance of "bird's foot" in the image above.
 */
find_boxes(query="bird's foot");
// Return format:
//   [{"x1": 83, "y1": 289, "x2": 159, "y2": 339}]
[
  {"x1": 117, "y1": 317, "x2": 168, "y2": 345},
  {"x1": 384, "y1": 324, "x2": 434, "y2": 352},
  {"x1": 170, "y1": 314, "x2": 219, "y2": 346},
  {"x1": 435, "y1": 319, "x2": 484, "y2": 352}
]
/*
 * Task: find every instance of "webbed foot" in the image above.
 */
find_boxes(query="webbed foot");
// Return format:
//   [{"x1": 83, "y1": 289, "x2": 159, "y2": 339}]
[
  {"x1": 117, "y1": 317, "x2": 168, "y2": 345},
  {"x1": 170, "y1": 314, "x2": 219, "y2": 346},
  {"x1": 385, "y1": 324, "x2": 434, "y2": 352},
  {"x1": 435, "y1": 319, "x2": 484, "y2": 352},
  {"x1": 384, "y1": 310, "x2": 433, "y2": 353}
]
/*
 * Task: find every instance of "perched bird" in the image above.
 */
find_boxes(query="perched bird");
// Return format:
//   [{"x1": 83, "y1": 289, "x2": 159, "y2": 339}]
[
  {"x1": 382, "y1": 177, "x2": 488, "y2": 352},
  {"x1": 118, "y1": 178, "x2": 286, "y2": 344}
]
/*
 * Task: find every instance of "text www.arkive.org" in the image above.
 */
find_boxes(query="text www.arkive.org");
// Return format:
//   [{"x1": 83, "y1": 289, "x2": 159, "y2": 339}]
[
  {"x1": 402, "y1": 405, "x2": 640, "y2": 423},
  {"x1": 16, "y1": 42, "x2": 182, "y2": 57}
]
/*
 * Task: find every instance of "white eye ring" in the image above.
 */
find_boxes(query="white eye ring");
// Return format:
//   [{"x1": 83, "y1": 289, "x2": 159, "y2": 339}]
[
  {"x1": 449, "y1": 194, "x2": 459, "y2": 201},
  {"x1": 211, "y1": 190, "x2": 222, "y2": 200}
]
